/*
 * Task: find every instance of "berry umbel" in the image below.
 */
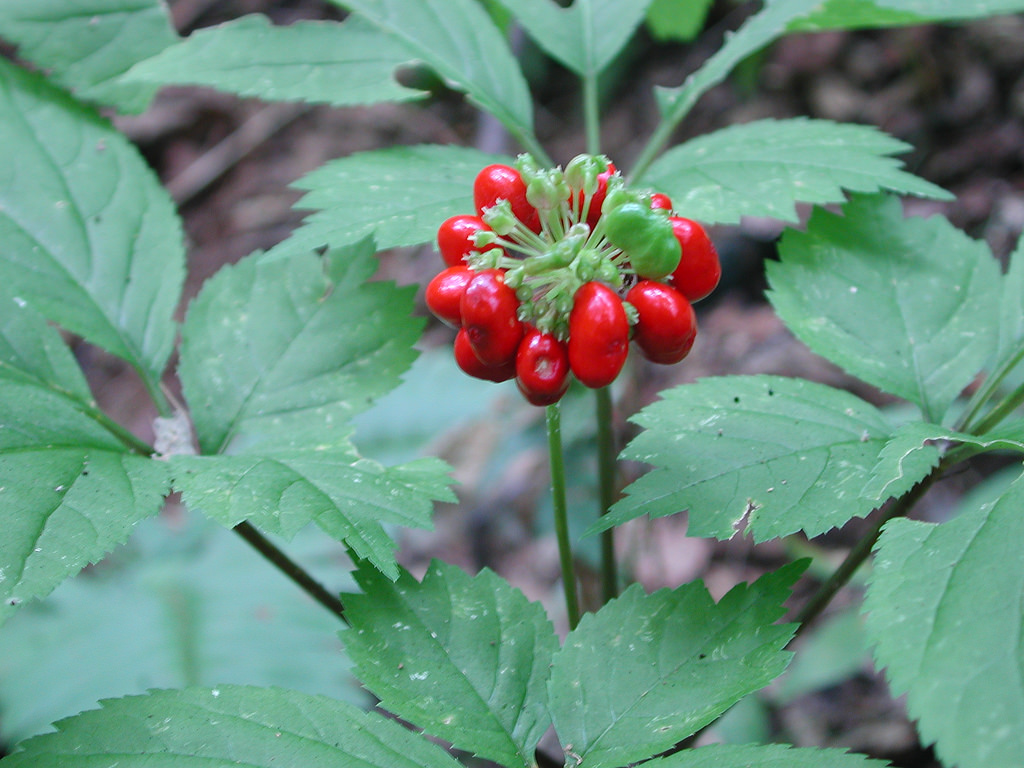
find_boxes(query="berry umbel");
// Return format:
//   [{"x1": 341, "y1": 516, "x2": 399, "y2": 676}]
[{"x1": 426, "y1": 154, "x2": 721, "y2": 406}]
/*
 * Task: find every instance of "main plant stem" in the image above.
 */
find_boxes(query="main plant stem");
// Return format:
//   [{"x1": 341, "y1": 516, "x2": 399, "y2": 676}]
[
  {"x1": 793, "y1": 463, "x2": 939, "y2": 636},
  {"x1": 596, "y1": 387, "x2": 619, "y2": 603},
  {"x1": 233, "y1": 521, "x2": 349, "y2": 624},
  {"x1": 547, "y1": 403, "x2": 581, "y2": 630}
]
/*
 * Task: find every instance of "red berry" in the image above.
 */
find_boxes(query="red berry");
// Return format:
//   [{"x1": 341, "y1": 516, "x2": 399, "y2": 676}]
[
  {"x1": 516, "y1": 328, "x2": 571, "y2": 406},
  {"x1": 626, "y1": 281, "x2": 697, "y2": 364},
  {"x1": 568, "y1": 282, "x2": 629, "y2": 388},
  {"x1": 460, "y1": 269, "x2": 524, "y2": 366},
  {"x1": 454, "y1": 328, "x2": 515, "y2": 382},
  {"x1": 649, "y1": 193, "x2": 673, "y2": 212},
  {"x1": 436, "y1": 214, "x2": 497, "y2": 267},
  {"x1": 668, "y1": 217, "x2": 721, "y2": 303},
  {"x1": 425, "y1": 265, "x2": 474, "y2": 327},
  {"x1": 474, "y1": 164, "x2": 541, "y2": 233}
]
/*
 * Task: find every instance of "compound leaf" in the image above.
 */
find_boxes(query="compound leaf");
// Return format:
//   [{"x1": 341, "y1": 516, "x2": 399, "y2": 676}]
[
  {"x1": 343, "y1": 561, "x2": 558, "y2": 768},
  {"x1": 643, "y1": 119, "x2": 949, "y2": 225},
  {"x1": 547, "y1": 563, "x2": 804, "y2": 768},
  {"x1": 0, "y1": 58, "x2": 185, "y2": 388},
  {"x1": 866, "y1": 469, "x2": 1024, "y2": 768},
  {"x1": 0, "y1": 685, "x2": 465, "y2": 768},
  {"x1": 791, "y1": 0, "x2": 1024, "y2": 31},
  {"x1": 597, "y1": 376, "x2": 896, "y2": 541},
  {"x1": 644, "y1": 743, "x2": 889, "y2": 768},
  {"x1": 125, "y1": 14, "x2": 423, "y2": 107},
  {"x1": 488, "y1": 0, "x2": 654, "y2": 77},
  {"x1": 269, "y1": 145, "x2": 505, "y2": 258},
  {"x1": 769, "y1": 194, "x2": 1000, "y2": 422},
  {"x1": 0, "y1": 381, "x2": 168, "y2": 625},
  {"x1": 174, "y1": 240, "x2": 453, "y2": 577},
  {"x1": 329, "y1": 0, "x2": 534, "y2": 141},
  {"x1": 0, "y1": 0, "x2": 177, "y2": 113}
]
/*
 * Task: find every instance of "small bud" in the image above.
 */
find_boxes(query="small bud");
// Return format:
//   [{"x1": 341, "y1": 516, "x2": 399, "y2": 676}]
[
  {"x1": 504, "y1": 266, "x2": 525, "y2": 289},
  {"x1": 473, "y1": 229, "x2": 500, "y2": 248},
  {"x1": 482, "y1": 199, "x2": 517, "y2": 235}
]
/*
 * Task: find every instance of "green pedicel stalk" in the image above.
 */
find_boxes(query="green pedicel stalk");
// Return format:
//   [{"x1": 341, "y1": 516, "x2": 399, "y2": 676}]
[
  {"x1": 547, "y1": 402, "x2": 581, "y2": 629},
  {"x1": 596, "y1": 386, "x2": 619, "y2": 603}
]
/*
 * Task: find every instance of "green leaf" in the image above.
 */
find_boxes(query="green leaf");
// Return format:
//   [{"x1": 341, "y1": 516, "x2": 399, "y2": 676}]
[
  {"x1": 650, "y1": 0, "x2": 823, "y2": 132},
  {"x1": 268, "y1": 145, "x2": 505, "y2": 258},
  {"x1": 643, "y1": 119, "x2": 950, "y2": 225},
  {"x1": 643, "y1": 743, "x2": 890, "y2": 768},
  {"x1": 0, "y1": 381, "x2": 168, "y2": 624},
  {"x1": 769, "y1": 194, "x2": 1001, "y2": 422},
  {"x1": 172, "y1": 453, "x2": 451, "y2": 579},
  {"x1": 488, "y1": 0, "x2": 655, "y2": 77},
  {"x1": 998, "y1": 232, "x2": 1024, "y2": 366},
  {"x1": 0, "y1": 58, "x2": 185, "y2": 387},
  {"x1": 178, "y1": 240, "x2": 417, "y2": 455},
  {"x1": 0, "y1": 515, "x2": 365, "y2": 744},
  {"x1": 328, "y1": 0, "x2": 534, "y2": 142},
  {"x1": 124, "y1": 14, "x2": 424, "y2": 107},
  {"x1": 174, "y1": 240, "x2": 453, "y2": 576},
  {"x1": 865, "y1": 469, "x2": 1024, "y2": 768},
  {"x1": 0, "y1": 0, "x2": 177, "y2": 113},
  {"x1": 1, "y1": 685, "x2": 465, "y2": 768},
  {"x1": 597, "y1": 376, "x2": 897, "y2": 541},
  {"x1": 547, "y1": 563, "x2": 804, "y2": 768},
  {"x1": 791, "y1": 0, "x2": 1024, "y2": 31},
  {"x1": 646, "y1": 0, "x2": 715, "y2": 42},
  {"x1": 0, "y1": 290, "x2": 92, "y2": 402},
  {"x1": 864, "y1": 420, "x2": 1024, "y2": 501},
  {"x1": 860, "y1": 421, "x2": 941, "y2": 502},
  {"x1": 343, "y1": 560, "x2": 558, "y2": 768}
]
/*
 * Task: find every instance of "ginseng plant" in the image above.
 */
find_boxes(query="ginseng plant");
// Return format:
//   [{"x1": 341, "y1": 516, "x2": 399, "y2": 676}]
[{"x1": 1, "y1": 1, "x2": 1023, "y2": 768}]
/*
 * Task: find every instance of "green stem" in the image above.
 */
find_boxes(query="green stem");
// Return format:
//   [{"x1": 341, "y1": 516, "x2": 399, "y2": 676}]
[
  {"x1": 793, "y1": 465, "x2": 939, "y2": 636},
  {"x1": 972, "y1": 380, "x2": 1024, "y2": 435},
  {"x1": 595, "y1": 386, "x2": 619, "y2": 603},
  {"x1": 547, "y1": 403, "x2": 581, "y2": 629},
  {"x1": 233, "y1": 521, "x2": 349, "y2": 625},
  {"x1": 86, "y1": 402, "x2": 155, "y2": 456},
  {"x1": 583, "y1": 71, "x2": 601, "y2": 156},
  {"x1": 956, "y1": 343, "x2": 1024, "y2": 432},
  {"x1": 135, "y1": 363, "x2": 172, "y2": 418},
  {"x1": 628, "y1": 116, "x2": 679, "y2": 184}
]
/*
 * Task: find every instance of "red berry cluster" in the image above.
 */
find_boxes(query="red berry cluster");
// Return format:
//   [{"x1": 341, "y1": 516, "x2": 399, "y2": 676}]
[{"x1": 425, "y1": 155, "x2": 721, "y2": 406}]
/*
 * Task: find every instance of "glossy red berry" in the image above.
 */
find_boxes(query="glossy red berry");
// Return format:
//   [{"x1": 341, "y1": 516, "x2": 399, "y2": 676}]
[
  {"x1": 568, "y1": 282, "x2": 629, "y2": 388},
  {"x1": 454, "y1": 328, "x2": 516, "y2": 382},
  {"x1": 626, "y1": 280, "x2": 697, "y2": 364},
  {"x1": 474, "y1": 164, "x2": 542, "y2": 233},
  {"x1": 515, "y1": 329, "x2": 571, "y2": 406},
  {"x1": 668, "y1": 217, "x2": 721, "y2": 303},
  {"x1": 436, "y1": 214, "x2": 498, "y2": 267},
  {"x1": 460, "y1": 269, "x2": 524, "y2": 366},
  {"x1": 425, "y1": 265, "x2": 474, "y2": 327},
  {"x1": 649, "y1": 193, "x2": 673, "y2": 212}
]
